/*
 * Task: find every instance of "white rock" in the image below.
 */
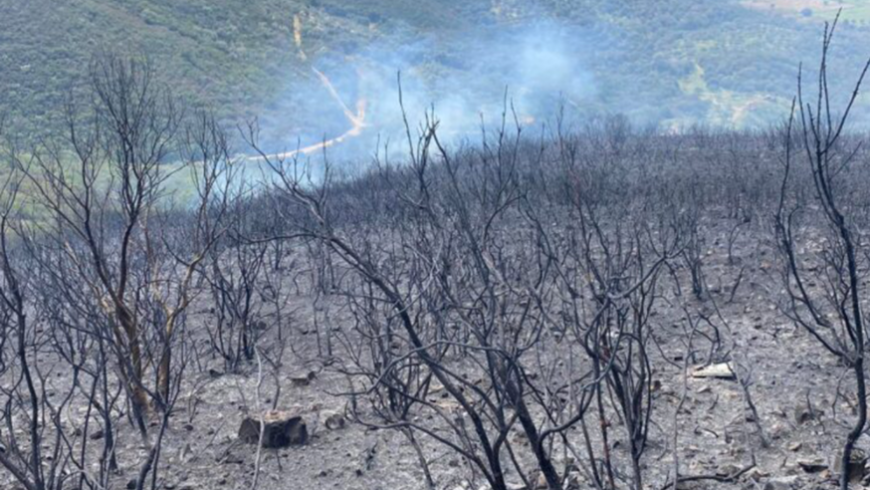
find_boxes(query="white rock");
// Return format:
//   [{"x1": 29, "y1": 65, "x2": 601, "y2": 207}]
[{"x1": 691, "y1": 363, "x2": 736, "y2": 380}]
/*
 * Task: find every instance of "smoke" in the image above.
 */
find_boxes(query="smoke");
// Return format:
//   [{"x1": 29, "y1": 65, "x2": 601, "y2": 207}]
[{"x1": 256, "y1": 17, "x2": 601, "y2": 167}]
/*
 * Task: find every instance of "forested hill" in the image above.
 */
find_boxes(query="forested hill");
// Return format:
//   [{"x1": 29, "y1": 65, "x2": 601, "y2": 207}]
[{"x1": 2, "y1": 0, "x2": 870, "y2": 148}]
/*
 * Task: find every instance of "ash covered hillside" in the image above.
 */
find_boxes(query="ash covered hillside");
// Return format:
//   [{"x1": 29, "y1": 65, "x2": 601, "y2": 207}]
[
  {"x1": 2, "y1": 0, "x2": 870, "y2": 154},
  {"x1": 7, "y1": 4, "x2": 870, "y2": 490}
]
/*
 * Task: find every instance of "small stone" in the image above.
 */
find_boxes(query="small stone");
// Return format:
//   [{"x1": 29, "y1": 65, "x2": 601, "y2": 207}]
[
  {"x1": 179, "y1": 444, "x2": 193, "y2": 462},
  {"x1": 788, "y1": 442, "x2": 802, "y2": 452},
  {"x1": 717, "y1": 463, "x2": 741, "y2": 477},
  {"x1": 126, "y1": 479, "x2": 137, "y2": 490},
  {"x1": 747, "y1": 468, "x2": 770, "y2": 480},
  {"x1": 324, "y1": 412, "x2": 346, "y2": 430},
  {"x1": 763, "y1": 475, "x2": 799, "y2": 490},
  {"x1": 770, "y1": 422, "x2": 788, "y2": 440},
  {"x1": 89, "y1": 430, "x2": 104, "y2": 441},
  {"x1": 691, "y1": 363, "x2": 736, "y2": 380},
  {"x1": 794, "y1": 404, "x2": 822, "y2": 424},
  {"x1": 797, "y1": 458, "x2": 827, "y2": 473},
  {"x1": 290, "y1": 371, "x2": 317, "y2": 387}
]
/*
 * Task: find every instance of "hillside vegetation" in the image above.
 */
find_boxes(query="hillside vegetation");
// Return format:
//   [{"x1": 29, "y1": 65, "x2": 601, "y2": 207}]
[{"x1": 1, "y1": 0, "x2": 869, "y2": 146}]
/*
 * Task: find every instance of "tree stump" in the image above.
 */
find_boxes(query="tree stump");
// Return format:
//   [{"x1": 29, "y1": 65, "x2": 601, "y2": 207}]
[{"x1": 238, "y1": 411, "x2": 308, "y2": 448}]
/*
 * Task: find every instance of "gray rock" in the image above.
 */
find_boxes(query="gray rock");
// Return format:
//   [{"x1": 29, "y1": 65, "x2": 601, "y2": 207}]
[
  {"x1": 691, "y1": 363, "x2": 736, "y2": 380},
  {"x1": 796, "y1": 458, "x2": 827, "y2": 473},
  {"x1": 717, "y1": 463, "x2": 742, "y2": 477},
  {"x1": 763, "y1": 475, "x2": 799, "y2": 490},
  {"x1": 793, "y1": 404, "x2": 822, "y2": 424},
  {"x1": 324, "y1": 412, "x2": 346, "y2": 430},
  {"x1": 290, "y1": 371, "x2": 317, "y2": 387}
]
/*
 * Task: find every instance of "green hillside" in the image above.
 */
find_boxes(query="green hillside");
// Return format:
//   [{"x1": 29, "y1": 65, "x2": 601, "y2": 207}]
[{"x1": 2, "y1": 0, "x2": 869, "y2": 149}]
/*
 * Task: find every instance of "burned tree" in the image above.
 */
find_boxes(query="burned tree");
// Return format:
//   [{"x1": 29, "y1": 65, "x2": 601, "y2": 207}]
[
  {"x1": 244, "y1": 101, "x2": 681, "y2": 490},
  {"x1": 775, "y1": 15, "x2": 870, "y2": 490},
  {"x1": 23, "y1": 58, "x2": 230, "y2": 431},
  {"x1": 0, "y1": 147, "x2": 62, "y2": 490}
]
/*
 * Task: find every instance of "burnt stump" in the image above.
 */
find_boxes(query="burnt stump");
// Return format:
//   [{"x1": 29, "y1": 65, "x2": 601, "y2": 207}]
[{"x1": 238, "y1": 411, "x2": 308, "y2": 448}]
